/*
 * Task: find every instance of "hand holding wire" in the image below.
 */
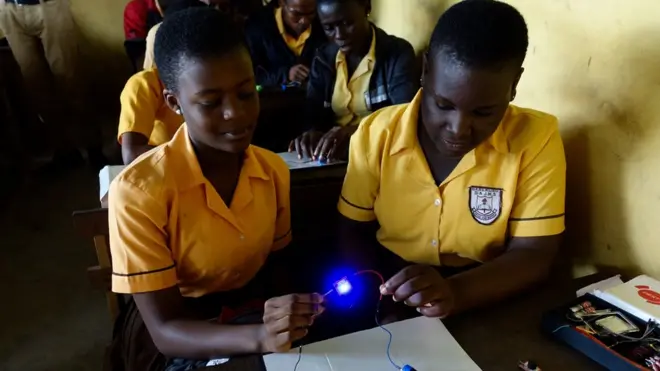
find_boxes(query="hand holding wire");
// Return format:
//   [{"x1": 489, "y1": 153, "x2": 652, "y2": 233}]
[{"x1": 380, "y1": 265, "x2": 455, "y2": 319}]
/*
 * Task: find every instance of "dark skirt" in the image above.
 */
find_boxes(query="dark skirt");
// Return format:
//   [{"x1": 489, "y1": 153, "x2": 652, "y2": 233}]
[{"x1": 108, "y1": 276, "x2": 268, "y2": 371}]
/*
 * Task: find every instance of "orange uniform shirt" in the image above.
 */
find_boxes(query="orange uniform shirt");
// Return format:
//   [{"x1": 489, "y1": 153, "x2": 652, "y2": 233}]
[
  {"x1": 118, "y1": 68, "x2": 184, "y2": 146},
  {"x1": 109, "y1": 125, "x2": 292, "y2": 297},
  {"x1": 339, "y1": 90, "x2": 566, "y2": 266}
]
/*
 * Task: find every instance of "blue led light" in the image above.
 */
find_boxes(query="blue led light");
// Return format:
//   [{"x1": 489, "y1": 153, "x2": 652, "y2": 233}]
[{"x1": 334, "y1": 278, "x2": 353, "y2": 295}]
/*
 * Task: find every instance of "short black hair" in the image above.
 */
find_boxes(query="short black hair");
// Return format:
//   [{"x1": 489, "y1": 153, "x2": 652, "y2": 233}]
[
  {"x1": 429, "y1": 0, "x2": 528, "y2": 69},
  {"x1": 161, "y1": 0, "x2": 204, "y2": 18},
  {"x1": 154, "y1": 7, "x2": 246, "y2": 92}
]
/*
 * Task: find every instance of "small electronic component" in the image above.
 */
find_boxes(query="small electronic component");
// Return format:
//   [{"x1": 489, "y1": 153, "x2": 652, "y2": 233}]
[
  {"x1": 400, "y1": 365, "x2": 417, "y2": 371},
  {"x1": 334, "y1": 278, "x2": 353, "y2": 295},
  {"x1": 594, "y1": 315, "x2": 639, "y2": 335}
]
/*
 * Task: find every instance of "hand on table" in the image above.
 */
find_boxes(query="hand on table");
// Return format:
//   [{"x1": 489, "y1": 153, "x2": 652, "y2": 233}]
[
  {"x1": 289, "y1": 64, "x2": 310, "y2": 83},
  {"x1": 289, "y1": 130, "x2": 323, "y2": 159},
  {"x1": 380, "y1": 265, "x2": 456, "y2": 319},
  {"x1": 259, "y1": 293, "x2": 325, "y2": 353},
  {"x1": 313, "y1": 125, "x2": 357, "y2": 162}
]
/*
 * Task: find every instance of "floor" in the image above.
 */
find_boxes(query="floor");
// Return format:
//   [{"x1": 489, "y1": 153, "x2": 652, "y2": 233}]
[{"x1": 0, "y1": 166, "x2": 112, "y2": 370}]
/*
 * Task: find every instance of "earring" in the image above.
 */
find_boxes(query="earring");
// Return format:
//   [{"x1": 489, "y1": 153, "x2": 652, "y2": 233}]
[{"x1": 175, "y1": 108, "x2": 182, "y2": 115}]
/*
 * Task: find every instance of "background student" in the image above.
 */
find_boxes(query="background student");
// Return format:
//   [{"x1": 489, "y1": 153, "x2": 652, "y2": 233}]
[
  {"x1": 289, "y1": 0, "x2": 418, "y2": 162},
  {"x1": 117, "y1": 64, "x2": 184, "y2": 164},
  {"x1": 245, "y1": 0, "x2": 326, "y2": 87}
]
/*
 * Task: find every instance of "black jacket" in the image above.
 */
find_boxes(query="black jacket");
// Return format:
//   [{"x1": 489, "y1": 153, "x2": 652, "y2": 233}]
[
  {"x1": 245, "y1": 6, "x2": 327, "y2": 87},
  {"x1": 306, "y1": 25, "x2": 419, "y2": 132}
]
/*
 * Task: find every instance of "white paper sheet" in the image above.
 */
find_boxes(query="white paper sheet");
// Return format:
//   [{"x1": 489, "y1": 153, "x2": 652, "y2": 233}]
[
  {"x1": 263, "y1": 316, "x2": 481, "y2": 371},
  {"x1": 575, "y1": 275, "x2": 623, "y2": 297},
  {"x1": 277, "y1": 151, "x2": 345, "y2": 170}
]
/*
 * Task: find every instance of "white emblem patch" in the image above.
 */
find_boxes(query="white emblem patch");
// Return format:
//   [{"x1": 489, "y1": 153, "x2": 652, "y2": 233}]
[{"x1": 469, "y1": 186, "x2": 503, "y2": 225}]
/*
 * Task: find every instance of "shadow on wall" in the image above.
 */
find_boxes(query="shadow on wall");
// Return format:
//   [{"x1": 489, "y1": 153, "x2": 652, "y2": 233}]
[{"x1": 558, "y1": 26, "x2": 660, "y2": 277}]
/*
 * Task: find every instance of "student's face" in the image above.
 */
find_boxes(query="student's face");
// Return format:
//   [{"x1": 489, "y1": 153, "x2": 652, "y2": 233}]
[
  {"x1": 280, "y1": 0, "x2": 317, "y2": 35},
  {"x1": 166, "y1": 48, "x2": 260, "y2": 154},
  {"x1": 420, "y1": 52, "x2": 522, "y2": 158},
  {"x1": 318, "y1": 1, "x2": 370, "y2": 55}
]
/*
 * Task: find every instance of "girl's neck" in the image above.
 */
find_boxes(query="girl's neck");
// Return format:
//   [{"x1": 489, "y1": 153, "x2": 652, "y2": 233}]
[
  {"x1": 347, "y1": 24, "x2": 373, "y2": 60},
  {"x1": 191, "y1": 138, "x2": 243, "y2": 176}
]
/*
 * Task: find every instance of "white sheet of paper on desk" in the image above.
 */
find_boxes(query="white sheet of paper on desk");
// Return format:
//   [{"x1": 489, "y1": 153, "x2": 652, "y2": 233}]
[
  {"x1": 263, "y1": 316, "x2": 481, "y2": 371},
  {"x1": 277, "y1": 152, "x2": 345, "y2": 170}
]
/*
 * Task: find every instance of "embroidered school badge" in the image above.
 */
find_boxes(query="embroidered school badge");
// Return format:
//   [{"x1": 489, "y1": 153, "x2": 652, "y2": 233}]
[{"x1": 469, "y1": 186, "x2": 503, "y2": 225}]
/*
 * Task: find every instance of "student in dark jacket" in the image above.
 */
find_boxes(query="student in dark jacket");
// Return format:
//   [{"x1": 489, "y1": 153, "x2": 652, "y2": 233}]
[
  {"x1": 245, "y1": 0, "x2": 327, "y2": 87},
  {"x1": 289, "y1": 0, "x2": 419, "y2": 161}
]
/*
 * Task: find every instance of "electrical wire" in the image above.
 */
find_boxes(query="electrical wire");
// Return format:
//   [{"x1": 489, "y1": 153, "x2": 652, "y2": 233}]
[
  {"x1": 293, "y1": 344, "x2": 303, "y2": 371},
  {"x1": 293, "y1": 269, "x2": 400, "y2": 370},
  {"x1": 375, "y1": 298, "x2": 402, "y2": 370},
  {"x1": 353, "y1": 270, "x2": 402, "y2": 370}
]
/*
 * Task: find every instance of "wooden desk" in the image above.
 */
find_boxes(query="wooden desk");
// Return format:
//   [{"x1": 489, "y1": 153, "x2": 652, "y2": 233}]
[{"x1": 200, "y1": 274, "x2": 606, "y2": 371}]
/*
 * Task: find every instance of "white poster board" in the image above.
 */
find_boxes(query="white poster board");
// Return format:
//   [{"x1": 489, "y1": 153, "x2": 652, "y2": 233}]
[{"x1": 264, "y1": 317, "x2": 481, "y2": 371}]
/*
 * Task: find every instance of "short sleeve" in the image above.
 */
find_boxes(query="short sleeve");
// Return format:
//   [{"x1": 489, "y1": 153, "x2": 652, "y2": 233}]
[
  {"x1": 142, "y1": 24, "x2": 159, "y2": 70},
  {"x1": 337, "y1": 121, "x2": 379, "y2": 222},
  {"x1": 117, "y1": 72, "x2": 160, "y2": 144},
  {"x1": 509, "y1": 127, "x2": 566, "y2": 237},
  {"x1": 108, "y1": 179, "x2": 177, "y2": 294},
  {"x1": 272, "y1": 159, "x2": 292, "y2": 251}
]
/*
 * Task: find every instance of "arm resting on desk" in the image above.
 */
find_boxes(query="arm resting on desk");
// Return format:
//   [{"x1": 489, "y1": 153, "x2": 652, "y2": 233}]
[{"x1": 448, "y1": 234, "x2": 561, "y2": 314}]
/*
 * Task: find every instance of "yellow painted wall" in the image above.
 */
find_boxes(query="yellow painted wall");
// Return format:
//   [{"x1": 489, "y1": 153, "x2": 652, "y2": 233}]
[
  {"x1": 372, "y1": 0, "x2": 660, "y2": 277},
  {"x1": 70, "y1": 0, "x2": 132, "y2": 108}
]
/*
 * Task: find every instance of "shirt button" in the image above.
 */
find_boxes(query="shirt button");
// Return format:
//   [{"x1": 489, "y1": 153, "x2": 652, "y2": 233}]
[
  {"x1": 434, "y1": 198, "x2": 441, "y2": 206},
  {"x1": 431, "y1": 239, "x2": 438, "y2": 247},
  {"x1": 240, "y1": 234, "x2": 245, "y2": 240}
]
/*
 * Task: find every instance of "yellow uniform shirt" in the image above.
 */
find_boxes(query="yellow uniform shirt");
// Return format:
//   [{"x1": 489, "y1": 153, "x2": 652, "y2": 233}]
[
  {"x1": 109, "y1": 125, "x2": 292, "y2": 297},
  {"x1": 118, "y1": 68, "x2": 184, "y2": 146},
  {"x1": 143, "y1": 22, "x2": 161, "y2": 70},
  {"x1": 338, "y1": 90, "x2": 566, "y2": 266},
  {"x1": 331, "y1": 28, "x2": 377, "y2": 127},
  {"x1": 274, "y1": 7, "x2": 311, "y2": 57}
]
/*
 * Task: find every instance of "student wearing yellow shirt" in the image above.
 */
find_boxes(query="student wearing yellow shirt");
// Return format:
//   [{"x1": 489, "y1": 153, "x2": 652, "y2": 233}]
[
  {"x1": 109, "y1": 9, "x2": 323, "y2": 370},
  {"x1": 117, "y1": 68, "x2": 185, "y2": 164},
  {"x1": 338, "y1": 0, "x2": 565, "y2": 320},
  {"x1": 289, "y1": 0, "x2": 418, "y2": 161},
  {"x1": 245, "y1": 0, "x2": 326, "y2": 87}
]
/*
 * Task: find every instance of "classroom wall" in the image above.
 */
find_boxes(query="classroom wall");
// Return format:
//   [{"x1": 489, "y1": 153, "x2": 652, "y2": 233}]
[
  {"x1": 371, "y1": 0, "x2": 660, "y2": 278},
  {"x1": 14, "y1": 0, "x2": 659, "y2": 276},
  {"x1": 69, "y1": 0, "x2": 133, "y2": 109}
]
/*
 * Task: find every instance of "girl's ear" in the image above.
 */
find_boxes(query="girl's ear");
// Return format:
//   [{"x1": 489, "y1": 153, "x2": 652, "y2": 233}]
[{"x1": 163, "y1": 90, "x2": 181, "y2": 114}]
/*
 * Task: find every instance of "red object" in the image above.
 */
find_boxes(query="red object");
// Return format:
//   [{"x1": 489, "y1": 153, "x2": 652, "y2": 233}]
[
  {"x1": 124, "y1": 0, "x2": 160, "y2": 40},
  {"x1": 635, "y1": 285, "x2": 660, "y2": 305},
  {"x1": 218, "y1": 299, "x2": 265, "y2": 324}
]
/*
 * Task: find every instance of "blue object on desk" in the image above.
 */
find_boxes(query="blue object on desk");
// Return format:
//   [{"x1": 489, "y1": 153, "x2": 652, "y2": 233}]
[{"x1": 401, "y1": 365, "x2": 417, "y2": 371}]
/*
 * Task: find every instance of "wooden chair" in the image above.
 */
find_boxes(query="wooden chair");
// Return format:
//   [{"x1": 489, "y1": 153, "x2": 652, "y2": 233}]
[{"x1": 72, "y1": 208, "x2": 123, "y2": 322}]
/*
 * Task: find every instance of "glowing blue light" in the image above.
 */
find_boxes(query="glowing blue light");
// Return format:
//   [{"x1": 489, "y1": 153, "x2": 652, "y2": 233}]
[{"x1": 334, "y1": 278, "x2": 353, "y2": 295}]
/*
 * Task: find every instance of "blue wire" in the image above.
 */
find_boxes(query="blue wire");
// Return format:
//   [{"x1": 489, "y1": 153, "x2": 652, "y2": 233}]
[{"x1": 375, "y1": 299, "x2": 401, "y2": 370}]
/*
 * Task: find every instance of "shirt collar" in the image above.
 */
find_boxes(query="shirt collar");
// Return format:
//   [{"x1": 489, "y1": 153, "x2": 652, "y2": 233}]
[
  {"x1": 275, "y1": 7, "x2": 287, "y2": 36},
  {"x1": 168, "y1": 125, "x2": 270, "y2": 190},
  {"x1": 389, "y1": 89, "x2": 510, "y2": 156}
]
